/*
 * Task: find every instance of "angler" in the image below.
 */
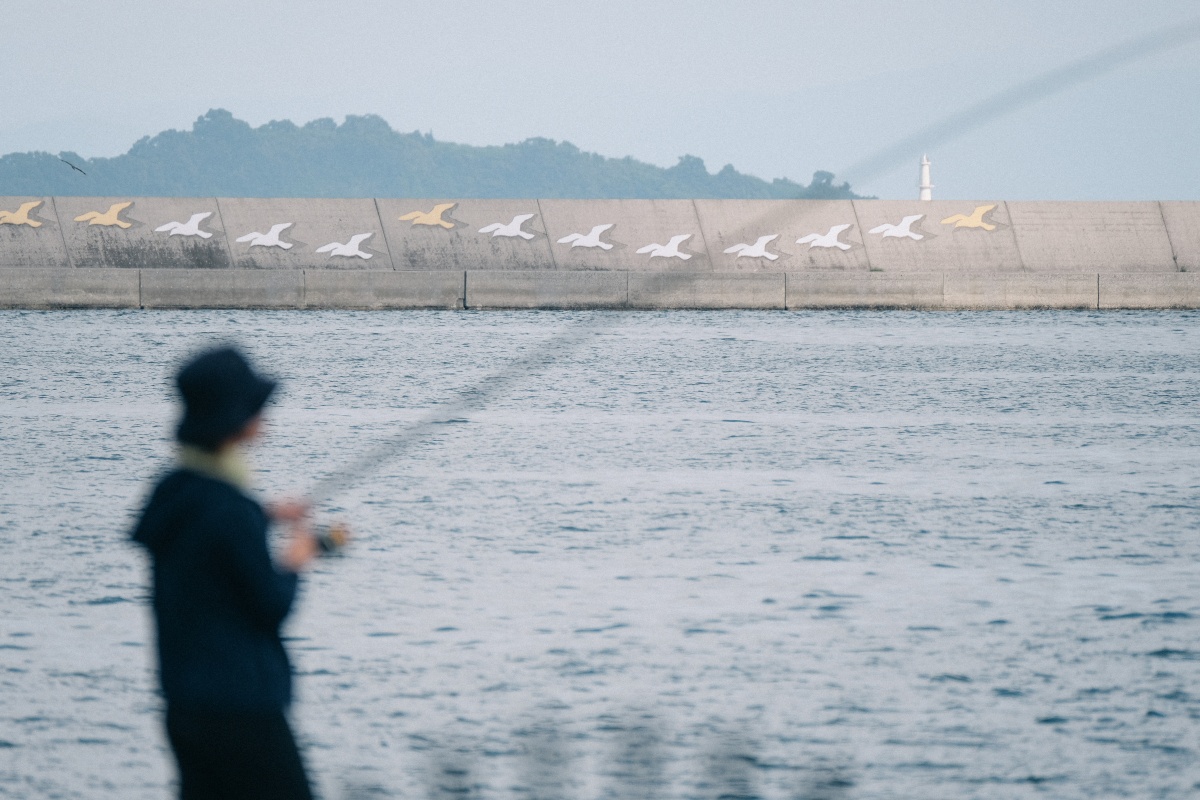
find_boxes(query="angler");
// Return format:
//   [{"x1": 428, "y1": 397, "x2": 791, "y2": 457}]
[{"x1": 131, "y1": 346, "x2": 339, "y2": 800}]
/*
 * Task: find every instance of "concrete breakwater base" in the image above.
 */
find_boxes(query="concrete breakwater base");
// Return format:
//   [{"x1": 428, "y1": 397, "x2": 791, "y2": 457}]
[{"x1": 1, "y1": 197, "x2": 1197, "y2": 309}]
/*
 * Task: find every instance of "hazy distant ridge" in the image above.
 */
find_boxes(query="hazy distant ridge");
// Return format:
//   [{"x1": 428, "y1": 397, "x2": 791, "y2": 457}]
[{"x1": 0, "y1": 109, "x2": 857, "y2": 200}]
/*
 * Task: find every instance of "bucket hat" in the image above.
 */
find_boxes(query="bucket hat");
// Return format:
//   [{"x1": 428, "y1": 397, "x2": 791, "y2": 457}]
[{"x1": 175, "y1": 347, "x2": 276, "y2": 450}]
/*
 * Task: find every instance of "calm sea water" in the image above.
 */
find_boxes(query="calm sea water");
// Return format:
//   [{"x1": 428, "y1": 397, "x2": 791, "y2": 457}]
[{"x1": 0, "y1": 309, "x2": 1198, "y2": 799}]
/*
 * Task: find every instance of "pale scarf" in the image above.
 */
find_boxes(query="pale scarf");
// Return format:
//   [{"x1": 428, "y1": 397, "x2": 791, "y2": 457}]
[{"x1": 178, "y1": 444, "x2": 252, "y2": 490}]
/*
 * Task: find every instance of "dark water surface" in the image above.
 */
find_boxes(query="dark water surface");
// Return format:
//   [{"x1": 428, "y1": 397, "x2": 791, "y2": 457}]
[{"x1": 0, "y1": 309, "x2": 1198, "y2": 799}]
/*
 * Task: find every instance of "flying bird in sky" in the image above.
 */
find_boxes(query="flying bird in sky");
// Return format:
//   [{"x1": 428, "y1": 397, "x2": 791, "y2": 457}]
[{"x1": 58, "y1": 157, "x2": 86, "y2": 175}]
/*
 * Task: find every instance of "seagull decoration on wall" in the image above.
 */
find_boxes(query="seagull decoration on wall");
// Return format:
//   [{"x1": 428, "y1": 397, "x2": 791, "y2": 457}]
[
  {"x1": 74, "y1": 202, "x2": 133, "y2": 228},
  {"x1": 636, "y1": 234, "x2": 693, "y2": 260},
  {"x1": 316, "y1": 233, "x2": 374, "y2": 259},
  {"x1": 155, "y1": 212, "x2": 215, "y2": 238},
  {"x1": 479, "y1": 214, "x2": 537, "y2": 240},
  {"x1": 869, "y1": 215, "x2": 925, "y2": 240},
  {"x1": 0, "y1": 201, "x2": 45, "y2": 227},
  {"x1": 796, "y1": 224, "x2": 853, "y2": 251},
  {"x1": 399, "y1": 203, "x2": 457, "y2": 229},
  {"x1": 236, "y1": 223, "x2": 295, "y2": 249},
  {"x1": 557, "y1": 224, "x2": 615, "y2": 250},
  {"x1": 723, "y1": 234, "x2": 780, "y2": 261},
  {"x1": 941, "y1": 205, "x2": 998, "y2": 231}
]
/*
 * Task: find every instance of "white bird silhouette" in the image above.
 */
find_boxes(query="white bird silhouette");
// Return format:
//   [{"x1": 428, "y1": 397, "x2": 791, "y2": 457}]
[
  {"x1": 557, "y1": 224, "x2": 614, "y2": 250},
  {"x1": 155, "y1": 212, "x2": 214, "y2": 239},
  {"x1": 479, "y1": 214, "x2": 536, "y2": 240},
  {"x1": 316, "y1": 232, "x2": 374, "y2": 259},
  {"x1": 868, "y1": 215, "x2": 925, "y2": 241},
  {"x1": 723, "y1": 234, "x2": 779, "y2": 261},
  {"x1": 797, "y1": 224, "x2": 853, "y2": 251},
  {"x1": 236, "y1": 223, "x2": 294, "y2": 250},
  {"x1": 636, "y1": 234, "x2": 693, "y2": 260}
]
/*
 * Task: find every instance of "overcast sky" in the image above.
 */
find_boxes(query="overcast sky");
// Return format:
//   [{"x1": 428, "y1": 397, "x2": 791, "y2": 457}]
[{"x1": 2, "y1": 1, "x2": 1198, "y2": 200}]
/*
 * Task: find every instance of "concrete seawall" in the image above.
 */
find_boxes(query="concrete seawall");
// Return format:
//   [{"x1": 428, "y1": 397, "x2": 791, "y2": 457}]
[
  {"x1": 6, "y1": 268, "x2": 1200, "y2": 310},
  {"x1": 1, "y1": 197, "x2": 1197, "y2": 309}
]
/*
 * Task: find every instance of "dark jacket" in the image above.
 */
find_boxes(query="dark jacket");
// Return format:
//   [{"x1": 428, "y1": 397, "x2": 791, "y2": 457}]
[{"x1": 132, "y1": 469, "x2": 298, "y2": 711}]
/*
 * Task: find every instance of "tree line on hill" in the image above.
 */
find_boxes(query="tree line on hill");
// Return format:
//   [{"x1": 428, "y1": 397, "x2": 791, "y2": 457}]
[{"x1": 0, "y1": 109, "x2": 859, "y2": 200}]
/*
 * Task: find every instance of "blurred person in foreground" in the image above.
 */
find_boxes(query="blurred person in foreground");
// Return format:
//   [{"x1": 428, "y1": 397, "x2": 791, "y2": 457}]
[{"x1": 132, "y1": 346, "x2": 319, "y2": 800}]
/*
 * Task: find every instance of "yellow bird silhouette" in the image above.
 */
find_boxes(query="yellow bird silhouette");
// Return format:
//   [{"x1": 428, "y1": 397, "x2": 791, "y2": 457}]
[
  {"x1": 75, "y1": 202, "x2": 134, "y2": 229},
  {"x1": 941, "y1": 204, "x2": 997, "y2": 231},
  {"x1": 398, "y1": 203, "x2": 456, "y2": 229},
  {"x1": 0, "y1": 200, "x2": 44, "y2": 227}
]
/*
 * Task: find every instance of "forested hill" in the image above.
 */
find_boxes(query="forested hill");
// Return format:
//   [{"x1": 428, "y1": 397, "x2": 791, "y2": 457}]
[{"x1": 0, "y1": 109, "x2": 858, "y2": 200}]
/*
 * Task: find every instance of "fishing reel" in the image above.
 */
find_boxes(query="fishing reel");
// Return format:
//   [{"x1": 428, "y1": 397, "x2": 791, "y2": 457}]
[{"x1": 314, "y1": 521, "x2": 351, "y2": 555}]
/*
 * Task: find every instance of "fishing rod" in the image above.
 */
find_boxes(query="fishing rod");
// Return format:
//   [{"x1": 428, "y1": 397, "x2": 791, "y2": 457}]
[
  {"x1": 840, "y1": 16, "x2": 1200, "y2": 188},
  {"x1": 305, "y1": 16, "x2": 1200, "y2": 510},
  {"x1": 306, "y1": 313, "x2": 615, "y2": 507}
]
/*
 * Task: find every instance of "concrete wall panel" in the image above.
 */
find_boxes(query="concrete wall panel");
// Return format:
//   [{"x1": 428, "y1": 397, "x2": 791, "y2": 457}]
[
  {"x1": 1159, "y1": 201, "x2": 1200, "y2": 273},
  {"x1": 376, "y1": 199, "x2": 555, "y2": 271},
  {"x1": 944, "y1": 274, "x2": 1096, "y2": 309},
  {"x1": 1099, "y1": 273, "x2": 1200, "y2": 308},
  {"x1": 217, "y1": 198, "x2": 388, "y2": 270},
  {"x1": 1009, "y1": 202, "x2": 1176, "y2": 272},
  {"x1": 6, "y1": 197, "x2": 1199, "y2": 310},
  {"x1": 696, "y1": 200, "x2": 869, "y2": 273},
  {"x1": 537, "y1": 200, "x2": 709, "y2": 272},
  {"x1": 853, "y1": 200, "x2": 1024, "y2": 272},
  {"x1": 141, "y1": 269, "x2": 304, "y2": 308},
  {"x1": 55, "y1": 197, "x2": 231, "y2": 269},
  {"x1": 304, "y1": 269, "x2": 463, "y2": 309},
  {"x1": 0, "y1": 197, "x2": 70, "y2": 268},
  {"x1": 628, "y1": 272, "x2": 784, "y2": 309},
  {"x1": 786, "y1": 272, "x2": 942, "y2": 308},
  {"x1": 0, "y1": 268, "x2": 138, "y2": 308},
  {"x1": 466, "y1": 270, "x2": 627, "y2": 309}
]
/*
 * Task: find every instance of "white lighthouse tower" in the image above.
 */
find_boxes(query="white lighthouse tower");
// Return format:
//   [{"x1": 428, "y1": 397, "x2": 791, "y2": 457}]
[{"x1": 918, "y1": 154, "x2": 933, "y2": 201}]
